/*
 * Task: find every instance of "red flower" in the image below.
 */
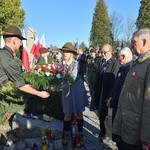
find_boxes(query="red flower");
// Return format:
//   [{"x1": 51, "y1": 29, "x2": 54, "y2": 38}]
[
  {"x1": 51, "y1": 64, "x2": 57, "y2": 74},
  {"x1": 42, "y1": 66, "x2": 48, "y2": 72},
  {"x1": 34, "y1": 65, "x2": 41, "y2": 70}
]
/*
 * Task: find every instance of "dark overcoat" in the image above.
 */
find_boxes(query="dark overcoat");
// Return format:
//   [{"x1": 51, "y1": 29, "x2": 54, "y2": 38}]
[
  {"x1": 110, "y1": 62, "x2": 132, "y2": 122},
  {"x1": 91, "y1": 57, "x2": 119, "y2": 115}
]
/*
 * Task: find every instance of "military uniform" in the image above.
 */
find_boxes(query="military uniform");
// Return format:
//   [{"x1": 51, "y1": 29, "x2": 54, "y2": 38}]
[
  {"x1": 0, "y1": 26, "x2": 51, "y2": 101},
  {"x1": 87, "y1": 56, "x2": 99, "y2": 97},
  {"x1": 0, "y1": 46, "x2": 25, "y2": 88}
]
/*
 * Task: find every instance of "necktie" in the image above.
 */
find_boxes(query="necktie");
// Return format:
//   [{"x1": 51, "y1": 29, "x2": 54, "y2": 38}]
[
  {"x1": 102, "y1": 60, "x2": 107, "y2": 68},
  {"x1": 99, "y1": 60, "x2": 107, "y2": 73}
]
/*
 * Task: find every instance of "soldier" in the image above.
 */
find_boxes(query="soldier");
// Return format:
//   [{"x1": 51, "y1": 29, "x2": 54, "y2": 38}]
[
  {"x1": 0, "y1": 26, "x2": 50, "y2": 98},
  {"x1": 86, "y1": 48, "x2": 98, "y2": 97}
]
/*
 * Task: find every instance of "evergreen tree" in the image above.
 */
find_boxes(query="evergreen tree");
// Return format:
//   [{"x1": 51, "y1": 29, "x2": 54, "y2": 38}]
[
  {"x1": 90, "y1": 0, "x2": 111, "y2": 48},
  {"x1": 79, "y1": 41, "x2": 87, "y2": 52},
  {"x1": 136, "y1": 0, "x2": 150, "y2": 29},
  {"x1": 0, "y1": 0, "x2": 25, "y2": 32}
]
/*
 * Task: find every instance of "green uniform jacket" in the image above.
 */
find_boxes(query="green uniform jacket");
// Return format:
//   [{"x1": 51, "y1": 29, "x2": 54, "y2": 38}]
[
  {"x1": 0, "y1": 46, "x2": 25, "y2": 88},
  {"x1": 113, "y1": 50, "x2": 150, "y2": 145}
]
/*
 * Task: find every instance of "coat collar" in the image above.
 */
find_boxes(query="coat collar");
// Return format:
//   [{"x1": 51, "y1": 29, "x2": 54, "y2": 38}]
[
  {"x1": 137, "y1": 50, "x2": 150, "y2": 63},
  {"x1": 3, "y1": 46, "x2": 14, "y2": 57}
]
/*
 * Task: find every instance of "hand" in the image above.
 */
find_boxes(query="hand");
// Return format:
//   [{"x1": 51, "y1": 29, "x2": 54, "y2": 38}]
[
  {"x1": 106, "y1": 98, "x2": 112, "y2": 108},
  {"x1": 107, "y1": 99, "x2": 110, "y2": 108},
  {"x1": 39, "y1": 91, "x2": 50, "y2": 98}
]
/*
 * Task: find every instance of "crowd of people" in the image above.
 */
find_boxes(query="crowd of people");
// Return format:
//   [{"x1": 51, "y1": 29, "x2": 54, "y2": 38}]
[{"x1": 1, "y1": 26, "x2": 150, "y2": 150}]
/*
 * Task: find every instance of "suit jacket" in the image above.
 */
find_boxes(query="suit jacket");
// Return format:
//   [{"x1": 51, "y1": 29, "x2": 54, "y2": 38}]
[{"x1": 92, "y1": 56, "x2": 119, "y2": 115}]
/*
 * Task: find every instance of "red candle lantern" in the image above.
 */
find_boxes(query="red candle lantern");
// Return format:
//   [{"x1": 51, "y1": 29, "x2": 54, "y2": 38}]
[
  {"x1": 74, "y1": 134, "x2": 81, "y2": 147},
  {"x1": 46, "y1": 128, "x2": 52, "y2": 140},
  {"x1": 72, "y1": 115, "x2": 77, "y2": 125}
]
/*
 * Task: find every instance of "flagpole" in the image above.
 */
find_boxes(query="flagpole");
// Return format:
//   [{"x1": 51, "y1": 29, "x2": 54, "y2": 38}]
[
  {"x1": 0, "y1": 26, "x2": 5, "y2": 49},
  {"x1": 0, "y1": 26, "x2": 2, "y2": 48}
]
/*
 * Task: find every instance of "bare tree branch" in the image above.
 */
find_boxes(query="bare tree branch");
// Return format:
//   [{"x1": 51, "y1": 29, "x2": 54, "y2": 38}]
[
  {"x1": 123, "y1": 16, "x2": 136, "y2": 43},
  {"x1": 110, "y1": 11, "x2": 123, "y2": 41}
]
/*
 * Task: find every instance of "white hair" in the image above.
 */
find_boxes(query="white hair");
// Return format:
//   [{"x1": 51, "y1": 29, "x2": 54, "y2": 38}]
[
  {"x1": 132, "y1": 28, "x2": 150, "y2": 41},
  {"x1": 118, "y1": 47, "x2": 133, "y2": 62}
]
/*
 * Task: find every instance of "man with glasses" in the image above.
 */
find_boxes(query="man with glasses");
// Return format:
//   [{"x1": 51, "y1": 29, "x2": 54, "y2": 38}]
[
  {"x1": 92, "y1": 44, "x2": 119, "y2": 139},
  {"x1": 0, "y1": 26, "x2": 50, "y2": 98}
]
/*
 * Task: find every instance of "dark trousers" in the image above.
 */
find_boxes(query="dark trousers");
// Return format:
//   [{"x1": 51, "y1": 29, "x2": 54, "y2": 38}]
[
  {"x1": 99, "y1": 114, "x2": 106, "y2": 135},
  {"x1": 112, "y1": 108, "x2": 117, "y2": 123},
  {"x1": 112, "y1": 134, "x2": 142, "y2": 150}
]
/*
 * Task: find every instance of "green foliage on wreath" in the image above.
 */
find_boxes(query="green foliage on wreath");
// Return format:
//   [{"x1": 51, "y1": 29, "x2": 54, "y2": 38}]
[
  {"x1": 22, "y1": 71, "x2": 75, "y2": 91},
  {"x1": 22, "y1": 72, "x2": 53, "y2": 90}
]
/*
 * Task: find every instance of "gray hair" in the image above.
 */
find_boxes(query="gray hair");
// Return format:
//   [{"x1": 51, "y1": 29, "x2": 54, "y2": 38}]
[
  {"x1": 132, "y1": 28, "x2": 150, "y2": 41},
  {"x1": 118, "y1": 47, "x2": 133, "y2": 62}
]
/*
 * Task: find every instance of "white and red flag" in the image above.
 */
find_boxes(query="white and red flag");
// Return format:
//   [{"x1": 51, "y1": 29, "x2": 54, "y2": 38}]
[
  {"x1": 39, "y1": 33, "x2": 46, "y2": 48},
  {"x1": 35, "y1": 33, "x2": 47, "y2": 53},
  {"x1": 0, "y1": 34, "x2": 5, "y2": 48},
  {"x1": 22, "y1": 30, "x2": 31, "y2": 72},
  {"x1": 30, "y1": 35, "x2": 40, "y2": 59}
]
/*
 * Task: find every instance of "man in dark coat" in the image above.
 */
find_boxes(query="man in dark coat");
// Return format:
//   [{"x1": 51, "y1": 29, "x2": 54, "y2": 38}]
[
  {"x1": 112, "y1": 28, "x2": 150, "y2": 150},
  {"x1": 92, "y1": 44, "x2": 119, "y2": 138},
  {"x1": 77, "y1": 47, "x2": 87, "y2": 81},
  {"x1": 106, "y1": 47, "x2": 133, "y2": 150},
  {"x1": 107, "y1": 47, "x2": 133, "y2": 122}
]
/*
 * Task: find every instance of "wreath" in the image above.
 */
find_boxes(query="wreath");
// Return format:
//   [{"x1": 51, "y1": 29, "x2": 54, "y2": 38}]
[{"x1": 23, "y1": 63, "x2": 75, "y2": 91}]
